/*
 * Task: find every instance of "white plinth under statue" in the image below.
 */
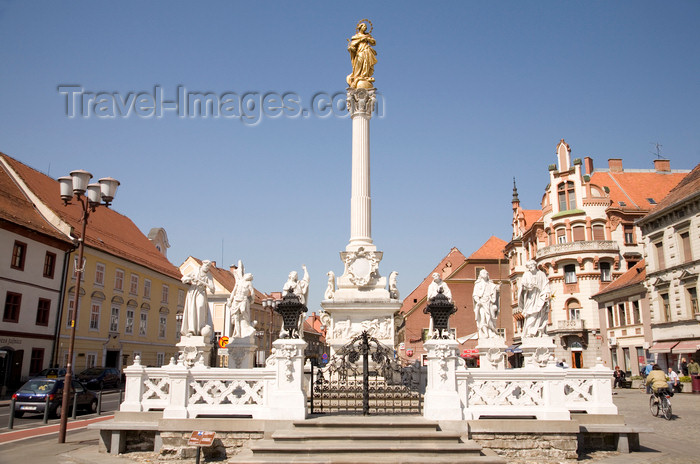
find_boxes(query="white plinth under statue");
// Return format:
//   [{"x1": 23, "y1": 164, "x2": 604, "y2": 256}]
[
  {"x1": 476, "y1": 336, "x2": 508, "y2": 370},
  {"x1": 520, "y1": 335, "x2": 556, "y2": 368},
  {"x1": 227, "y1": 335, "x2": 256, "y2": 369},
  {"x1": 176, "y1": 335, "x2": 212, "y2": 368}
]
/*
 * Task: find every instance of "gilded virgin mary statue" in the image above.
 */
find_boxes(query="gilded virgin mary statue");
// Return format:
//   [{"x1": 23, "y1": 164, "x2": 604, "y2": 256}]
[{"x1": 347, "y1": 19, "x2": 377, "y2": 89}]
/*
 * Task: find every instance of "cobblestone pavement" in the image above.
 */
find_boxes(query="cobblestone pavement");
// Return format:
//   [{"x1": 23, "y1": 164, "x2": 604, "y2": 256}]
[{"x1": 585, "y1": 388, "x2": 700, "y2": 464}]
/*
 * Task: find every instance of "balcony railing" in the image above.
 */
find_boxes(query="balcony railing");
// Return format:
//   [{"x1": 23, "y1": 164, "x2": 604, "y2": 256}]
[
  {"x1": 556, "y1": 319, "x2": 585, "y2": 331},
  {"x1": 536, "y1": 240, "x2": 619, "y2": 260}
]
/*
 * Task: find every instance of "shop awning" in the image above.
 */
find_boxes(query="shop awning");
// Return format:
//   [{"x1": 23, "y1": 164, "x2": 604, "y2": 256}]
[
  {"x1": 649, "y1": 341, "x2": 679, "y2": 353},
  {"x1": 505, "y1": 344, "x2": 522, "y2": 354},
  {"x1": 672, "y1": 340, "x2": 700, "y2": 353}
]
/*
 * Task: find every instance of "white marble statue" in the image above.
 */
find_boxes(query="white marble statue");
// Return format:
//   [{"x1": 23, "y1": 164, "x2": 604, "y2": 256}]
[
  {"x1": 427, "y1": 272, "x2": 453, "y2": 302},
  {"x1": 388, "y1": 271, "x2": 399, "y2": 299},
  {"x1": 283, "y1": 265, "x2": 310, "y2": 338},
  {"x1": 473, "y1": 269, "x2": 500, "y2": 339},
  {"x1": 519, "y1": 260, "x2": 551, "y2": 337},
  {"x1": 180, "y1": 260, "x2": 215, "y2": 339},
  {"x1": 227, "y1": 260, "x2": 256, "y2": 338},
  {"x1": 324, "y1": 271, "x2": 336, "y2": 300}
]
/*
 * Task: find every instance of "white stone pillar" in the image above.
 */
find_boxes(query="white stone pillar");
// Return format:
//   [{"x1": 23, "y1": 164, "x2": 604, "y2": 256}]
[
  {"x1": 119, "y1": 356, "x2": 146, "y2": 412},
  {"x1": 347, "y1": 88, "x2": 376, "y2": 251},
  {"x1": 423, "y1": 339, "x2": 463, "y2": 420},
  {"x1": 162, "y1": 361, "x2": 189, "y2": 419},
  {"x1": 266, "y1": 338, "x2": 307, "y2": 420}
]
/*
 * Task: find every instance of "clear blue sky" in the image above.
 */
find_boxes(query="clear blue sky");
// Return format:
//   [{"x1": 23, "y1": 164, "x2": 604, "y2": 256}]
[{"x1": 1, "y1": 1, "x2": 698, "y2": 311}]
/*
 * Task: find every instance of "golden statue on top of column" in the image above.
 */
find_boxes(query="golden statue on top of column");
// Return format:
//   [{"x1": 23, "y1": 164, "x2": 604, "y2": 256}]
[{"x1": 346, "y1": 19, "x2": 377, "y2": 89}]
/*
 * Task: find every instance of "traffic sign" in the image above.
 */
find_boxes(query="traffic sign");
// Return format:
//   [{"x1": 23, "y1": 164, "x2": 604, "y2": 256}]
[
  {"x1": 321, "y1": 353, "x2": 328, "y2": 361},
  {"x1": 218, "y1": 336, "x2": 229, "y2": 348}
]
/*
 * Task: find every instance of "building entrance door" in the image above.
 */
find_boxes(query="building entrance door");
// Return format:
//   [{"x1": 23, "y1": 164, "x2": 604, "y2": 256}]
[
  {"x1": 105, "y1": 350, "x2": 120, "y2": 368},
  {"x1": 571, "y1": 351, "x2": 583, "y2": 368}
]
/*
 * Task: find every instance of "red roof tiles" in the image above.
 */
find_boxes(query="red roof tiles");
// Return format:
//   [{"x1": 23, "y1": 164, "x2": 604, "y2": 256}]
[
  {"x1": 593, "y1": 260, "x2": 646, "y2": 297},
  {"x1": 646, "y1": 163, "x2": 700, "y2": 216},
  {"x1": 590, "y1": 170, "x2": 687, "y2": 211},
  {"x1": 467, "y1": 236, "x2": 507, "y2": 260},
  {"x1": 1, "y1": 153, "x2": 181, "y2": 280}
]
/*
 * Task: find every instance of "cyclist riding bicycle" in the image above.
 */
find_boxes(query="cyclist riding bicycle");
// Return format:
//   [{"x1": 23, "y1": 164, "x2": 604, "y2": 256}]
[{"x1": 646, "y1": 364, "x2": 672, "y2": 398}]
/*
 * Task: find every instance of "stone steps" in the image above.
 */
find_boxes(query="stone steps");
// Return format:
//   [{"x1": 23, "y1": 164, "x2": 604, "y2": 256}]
[{"x1": 235, "y1": 416, "x2": 506, "y2": 464}]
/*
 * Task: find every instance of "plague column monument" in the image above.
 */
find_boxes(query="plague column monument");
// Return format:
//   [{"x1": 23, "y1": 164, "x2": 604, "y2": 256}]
[{"x1": 321, "y1": 20, "x2": 401, "y2": 354}]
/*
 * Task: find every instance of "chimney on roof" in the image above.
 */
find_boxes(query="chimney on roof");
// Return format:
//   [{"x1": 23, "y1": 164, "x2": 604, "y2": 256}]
[
  {"x1": 584, "y1": 157, "x2": 594, "y2": 175},
  {"x1": 654, "y1": 159, "x2": 670, "y2": 172},
  {"x1": 608, "y1": 159, "x2": 623, "y2": 172}
]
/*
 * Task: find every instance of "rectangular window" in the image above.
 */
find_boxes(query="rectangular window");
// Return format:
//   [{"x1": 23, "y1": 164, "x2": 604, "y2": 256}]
[
  {"x1": 632, "y1": 300, "x2": 641, "y2": 325},
  {"x1": 29, "y1": 348, "x2": 44, "y2": 375},
  {"x1": 688, "y1": 288, "x2": 698, "y2": 315},
  {"x1": 156, "y1": 353, "x2": 165, "y2": 367},
  {"x1": 592, "y1": 225, "x2": 605, "y2": 240},
  {"x1": 607, "y1": 306, "x2": 614, "y2": 327},
  {"x1": 114, "y1": 269, "x2": 124, "y2": 291},
  {"x1": 161, "y1": 285, "x2": 169, "y2": 304},
  {"x1": 130, "y1": 274, "x2": 139, "y2": 295},
  {"x1": 3, "y1": 292, "x2": 22, "y2": 322},
  {"x1": 90, "y1": 301, "x2": 101, "y2": 330},
  {"x1": 144, "y1": 279, "x2": 151, "y2": 299},
  {"x1": 36, "y1": 298, "x2": 51, "y2": 326},
  {"x1": 43, "y1": 252, "x2": 56, "y2": 278},
  {"x1": 95, "y1": 263, "x2": 105, "y2": 286},
  {"x1": 125, "y1": 309, "x2": 134, "y2": 334},
  {"x1": 176, "y1": 313, "x2": 183, "y2": 339},
  {"x1": 623, "y1": 225, "x2": 635, "y2": 245},
  {"x1": 569, "y1": 307, "x2": 581, "y2": 320},
  {"x1": 661, "y1": 293, "x2": 671, "y2": 321},
  {"x1": 139, "y1": 313, "x2": 147, "y2": 336},
  {"x1": 655, "y1": 242, "x2": 665, "y2": 269},
  {"x1": 680, "y1": 232, "x2": 692, "y2": 263},
  {"x1": 564, "y1": 264, "x2": 577, "y2": 284},
  {"x1": 11, "y1": 241, "x2": 27, "y2": 270},
  {"x1": 600, "y1": 262, "x2": 612, "y2": 282},
  {"x1": 178, "y1": 289, "x2": 185, "y2": 307},
  {"x1": 618, "y1": 303, "x2": 627, "y2": 326},
  {"x1": 496, "y1": 328, "x2": 506, "y2": 338},
  {"x1": 159, "y1": 315, "x2": 167, "y2": 338},
  {"x1": 556, "y1": 229, "x2": 566, "y2": 244},
  {"x1": 109, "y1": 307, "x2": 119, "y2": 332},
  {"x1": 475, "y1": 267, "x2": 485, "y2": 279},
  {"x1": 66, "y1": 297, "x2": 75, "y2": 328},
  {"x1": 86, "y1": 353, "x2": 96, "y2": 369},
  {"x1": 572, "y1": 226, "x2": 585, "y2": 242}
]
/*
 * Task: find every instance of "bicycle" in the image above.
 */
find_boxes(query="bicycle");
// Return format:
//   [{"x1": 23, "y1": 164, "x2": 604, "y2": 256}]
[{"x1": 649, "y1": 388, "x2": 673, "y2": 420}]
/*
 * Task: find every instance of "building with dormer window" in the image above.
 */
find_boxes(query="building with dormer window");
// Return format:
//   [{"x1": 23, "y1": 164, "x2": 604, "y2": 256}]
[{"x1": 505, "y1": 140, "x2": 688, "y2": 367}]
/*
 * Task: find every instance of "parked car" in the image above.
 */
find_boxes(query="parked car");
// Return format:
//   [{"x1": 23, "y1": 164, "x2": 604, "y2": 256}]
[
  {"x1": 33, "y1": 367, "x2": 67, "y2": 378},
  {"x1": 12, "y1": 378, "x2": 97, "y2": 418},
  {"x1": 76, "y1": 367, "x2": 121, "y2": 390}
]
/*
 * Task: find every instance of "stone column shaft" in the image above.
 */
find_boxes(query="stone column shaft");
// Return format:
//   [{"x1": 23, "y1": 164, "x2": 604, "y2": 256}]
[{"x1": 347, "y1": 88, "x2": 376, "y2": 251}]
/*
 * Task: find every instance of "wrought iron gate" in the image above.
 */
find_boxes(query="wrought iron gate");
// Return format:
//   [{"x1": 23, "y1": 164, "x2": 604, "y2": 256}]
[{"x1": 310, "y1": 331, "x2": 423, "y2": 415}]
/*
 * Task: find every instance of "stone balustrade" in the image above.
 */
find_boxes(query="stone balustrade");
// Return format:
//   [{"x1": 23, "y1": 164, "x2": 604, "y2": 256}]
[
  {"x1": 120, "y1": 339, "x2": 307, "y2": 420},
  {"x1": 536, "y1": 240, "x2": 619, "y2": 260}
]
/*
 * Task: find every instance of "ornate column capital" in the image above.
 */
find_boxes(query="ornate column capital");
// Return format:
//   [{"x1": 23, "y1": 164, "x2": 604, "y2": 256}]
[{"x1": 347, "y1": 88, "x2": 376, "y2": 118}]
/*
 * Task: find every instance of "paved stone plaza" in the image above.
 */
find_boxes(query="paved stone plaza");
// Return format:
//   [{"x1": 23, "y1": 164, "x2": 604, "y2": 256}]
[{"x1": 1, "y1": 387, "x2": 699, "y2": 463}]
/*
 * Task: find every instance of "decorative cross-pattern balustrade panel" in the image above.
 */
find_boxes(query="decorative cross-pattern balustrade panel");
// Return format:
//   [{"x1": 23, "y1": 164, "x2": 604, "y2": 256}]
[
  {"x1": 141, "y1": 374, "x2": 171, "y2": 410},
  {"x1": 189, "y1": 378, "x2": 266, "y2": 406},
  {"x1": 467, "y1": 380, "x2": 544, "y2": 406},
  {"x1": 563, "y1": 377, "x2": 594, "y2": 403}
]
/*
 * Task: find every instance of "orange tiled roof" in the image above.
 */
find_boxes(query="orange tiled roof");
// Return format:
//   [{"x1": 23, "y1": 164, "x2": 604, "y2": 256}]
[
  {"x1": 590, "y1": 170, "x2": 687, "y2": 211},
  {"x1": 521, "y1": 209, "x2": 542, "y2": 228},
  {"x1": 188, "y1": 256, "x2": 268, "y2": 303},
  {"x1": 592, "y1": 260, "x2": 646, "y2": 297},
  {"x1": 400, "y1": 247, "x2": 466, "y2": 315},
  {"x1": 646, "y1": 163, "x2": 700, "y2": 215},
  {"x1": 0, "y1": 165, "x2": 71, "y2": 244},
  {"x1": 467, "y1": 236, "x2": 507, "y2": 260},
  {"x1": 1, "y1": 153, "x2": 181, "y2": 280}
]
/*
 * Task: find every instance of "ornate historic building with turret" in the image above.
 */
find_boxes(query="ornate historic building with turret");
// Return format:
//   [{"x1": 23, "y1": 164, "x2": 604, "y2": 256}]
[{"x1": 505, "y1": 140, "x2": 688, "y2": 367}]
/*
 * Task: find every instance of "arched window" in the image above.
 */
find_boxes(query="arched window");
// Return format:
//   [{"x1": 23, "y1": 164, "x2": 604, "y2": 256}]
[
  {"x1": 600, "y1": 262, "x2": 611, "y2": 282},
  {"x1": 557, "y1": 181, "x2": 576, "y2": 211},
  {"x1": 566, "y1": 299, "x2": 581, "y2": 320}
]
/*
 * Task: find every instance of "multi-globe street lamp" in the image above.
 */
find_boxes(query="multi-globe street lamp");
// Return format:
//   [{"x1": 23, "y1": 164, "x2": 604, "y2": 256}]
[{"x1": 56, "y1": 170, "x2": 119, "y2": 443}]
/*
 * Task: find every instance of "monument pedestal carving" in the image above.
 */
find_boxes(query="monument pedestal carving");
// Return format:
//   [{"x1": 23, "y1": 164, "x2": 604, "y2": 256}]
[
  {"x1": 423, "y1": 339, "x2": 463, "y2": 420},
  {"x1": 476, "y1": 337, "x2": 508, "y2": 370},
  {"x1": 227, "y1": 335, "x2": 256, "y2": 369}
]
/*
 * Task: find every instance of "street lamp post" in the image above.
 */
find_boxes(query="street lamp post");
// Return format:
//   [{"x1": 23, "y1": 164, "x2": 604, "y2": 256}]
[{"x1": 56, "y1": 170, "x2": 119, "y2": 444}]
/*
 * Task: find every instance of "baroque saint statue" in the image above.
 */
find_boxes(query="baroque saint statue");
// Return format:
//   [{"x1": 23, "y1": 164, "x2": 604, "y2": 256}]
[
  {"x1": 180, "y1": 260, "x2": 215, "y2": 340},
  {"x1": 518, "y1": 260, "x2": 551, "y2": 337},
  {"x1": 346, "y1": 19, "x2": 377, "y2": 89},
  {"x1": 473, "y1": 269, "x2": 500, "y2": 339},
  {"x1": 227, "y1": 260, "x2": 256, "y2": 339}
]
